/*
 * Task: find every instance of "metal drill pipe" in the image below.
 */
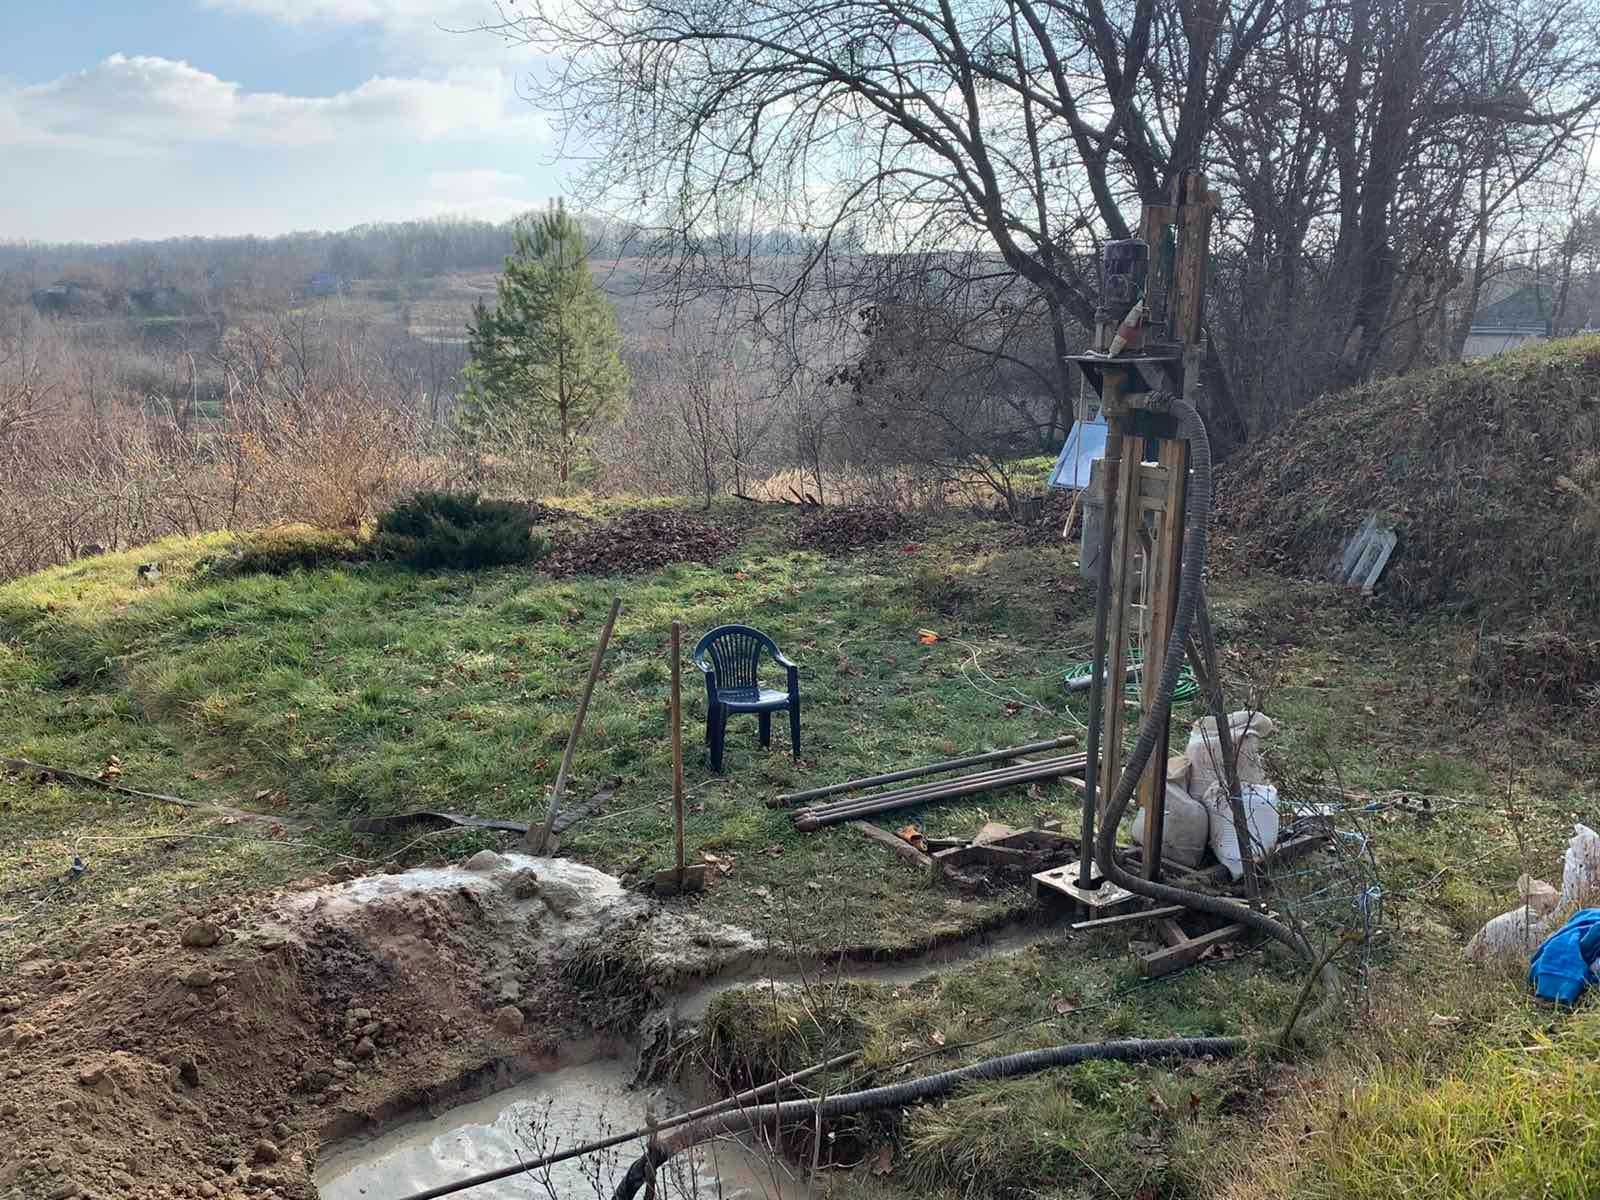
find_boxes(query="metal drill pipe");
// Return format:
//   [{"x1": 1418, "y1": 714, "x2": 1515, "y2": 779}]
[{"x1": 790, "y1": 754, "x2": 1087, "y2": 822}]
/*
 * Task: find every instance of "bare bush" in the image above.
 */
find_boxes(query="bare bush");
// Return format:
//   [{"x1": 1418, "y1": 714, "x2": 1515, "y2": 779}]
[{"x1": 0, "y1": 305, "x2": 447, "y2": 582}]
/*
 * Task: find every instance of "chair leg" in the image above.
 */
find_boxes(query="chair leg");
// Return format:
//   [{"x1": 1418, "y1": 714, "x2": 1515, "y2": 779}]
[
  {"x1": 708, "y1": 703, "x2": 725, "y2": 773},
  {"x1": 758, "y1": 710, "x2": 772, "y2": 748},
  {"x1": 789, "y1": 698, "x2": 801, "y2": 760}
]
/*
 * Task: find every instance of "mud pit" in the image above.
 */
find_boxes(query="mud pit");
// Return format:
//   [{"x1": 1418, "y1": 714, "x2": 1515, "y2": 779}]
[
  {"x1": 0, "y1": 854, "x2": 759, "y2": 1200},
  {"x1": 315, "y1": 1058, "x2": 809, "y2": 1200}
]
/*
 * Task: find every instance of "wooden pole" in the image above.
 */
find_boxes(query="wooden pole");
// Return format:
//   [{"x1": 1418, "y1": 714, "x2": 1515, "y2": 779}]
[
  {"x1": 529, "y1": 595, "x2": 621, "y2": 853},
  {"x1": 671, "y1": 620, "x2": 685, "y2": 885}
]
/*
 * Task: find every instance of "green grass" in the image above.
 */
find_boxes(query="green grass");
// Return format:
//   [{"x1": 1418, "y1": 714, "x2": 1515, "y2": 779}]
[{"x1": 3, "y1": 500, "x2": 1598, "y2": 1200}]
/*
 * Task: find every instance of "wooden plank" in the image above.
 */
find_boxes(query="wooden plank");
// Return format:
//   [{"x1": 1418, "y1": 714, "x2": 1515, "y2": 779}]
[
  {"x1": 852, "y1": 821, "x2": 933, "y2": 869},
  {"x1": 1173, "y1": 171, "x2": 1214, "y2": 346},
  {"x1": 1071, "y1": 904, "x2": 1188, "y2": 932},
  {"x1": 1157, "y1": 918, "x2": 1189, "y2": 948},
  {"x1": 1139, "y1": 922, "x2": 1248, "y2": 977}
]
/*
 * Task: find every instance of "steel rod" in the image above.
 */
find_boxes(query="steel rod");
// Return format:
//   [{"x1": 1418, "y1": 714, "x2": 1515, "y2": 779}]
[
  {"x1": 794, "y1": 755, "x2": 1087, "y2": 830},
  {"x1": 791, "y1": 754, "x2": 1088, "y2": 822},
  {"x1": 773, "y1": 737, "x2": 1073, "y2": 806}
]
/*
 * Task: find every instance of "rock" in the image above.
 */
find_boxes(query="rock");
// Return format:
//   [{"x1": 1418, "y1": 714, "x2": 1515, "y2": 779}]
[
  {"x1": 77, "y1": 1064, "x2": 106, "y2": 1087},
  {"x1": 179, "y1": 1058, "x2": 201, "y2": 1087},
  {"x1": 0, "y1": 996, "x2": 21, "y2": 1013},
  {"x1": 250, "y1": 1140, "x2": 280, "y2": 1166},
  {"x1": 508, "y1": 868, "x2": 541, "y2": 900},
  {"x1": 464, "y1": 850, "x2": 507, "y2": 872},
  {"x1": 492, "y1": 1005, "x2": 524, "y2": 1035},
  {"x1": 46, "y1": 1181, "x2": 79, "y2": 1199},
  {"x1": 197, "y1": 1184, "x2": 220, "y2": 1199},
  {"x1": 346, "y1": 1007, "x2": 371, "y2": 1023},
  {"x1": 179, "y1": 966, "x2": 216, "y2": 989},
  {"x1": 270, "y1": 1122, "x2": 291, "y2": 1143},
  {"x1": 181, "y1": 921, "x2": 222, "y2": 949},
  {"x1": 537, "y1": 876, "x2": 586, "y2": 916},
  {"x1": 301, "y1": 1068, "x2": 333, "y2": 1093},
  {"x1": 352, "y1": 1036, "x2": 376, "y2": 1061},
  {"x1": 333, "y1": 1059, "x2": 354, "y2": 1073}
]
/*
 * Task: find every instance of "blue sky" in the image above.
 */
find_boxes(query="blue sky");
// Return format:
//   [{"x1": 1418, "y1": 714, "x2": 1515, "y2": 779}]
[{"x1": 3, "y1": 1, "x2": 564, "y2": 242}]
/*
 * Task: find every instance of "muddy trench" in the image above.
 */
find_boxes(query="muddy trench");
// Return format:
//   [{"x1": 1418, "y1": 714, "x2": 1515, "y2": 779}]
[{"x1": 0, "y1": 851, "x2": 1055, "y2": 1200}]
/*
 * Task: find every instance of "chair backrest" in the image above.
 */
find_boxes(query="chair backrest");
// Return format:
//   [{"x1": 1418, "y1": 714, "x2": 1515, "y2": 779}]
[{"x1": 694, "y1": 624, "x2": 779, "y2": 692}]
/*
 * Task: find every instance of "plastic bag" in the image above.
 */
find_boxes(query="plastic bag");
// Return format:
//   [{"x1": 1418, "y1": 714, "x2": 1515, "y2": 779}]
[
  {"x1": 1130, "y1": 783, "x2": 1210, "y2": 868},
  {"x1": 1560, "y1": 824, "x2": 1600, "y2": 910},
  {"x1": 1203, "y1": 782, "x2": 1280, "y2": 881},
  {"x1": 1465, "y1": 904, "x2": 1554, "y2": 964},
  {"x1": 1186, "y1": 711, "x2": 1275, "y2": 802}
]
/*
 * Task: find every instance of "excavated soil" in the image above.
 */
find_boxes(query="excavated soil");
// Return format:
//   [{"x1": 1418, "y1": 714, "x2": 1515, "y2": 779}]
[{"x1": 0, "y1": 853, "x2": 757, "y2": 1200}]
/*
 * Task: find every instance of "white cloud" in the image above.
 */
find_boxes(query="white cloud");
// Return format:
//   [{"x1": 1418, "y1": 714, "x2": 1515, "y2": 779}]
[
  {"x1": 422, "y1": 168, "x2": 544, "y2": 220},
  {"x1": 0, "y1": 54, "x2": 539, "y2": 151}
]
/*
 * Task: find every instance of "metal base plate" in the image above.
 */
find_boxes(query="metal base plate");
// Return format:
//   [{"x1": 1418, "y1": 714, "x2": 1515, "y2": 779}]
[{"x1": 1032, "y1": 865, "x2": 1138, "y2": 915}]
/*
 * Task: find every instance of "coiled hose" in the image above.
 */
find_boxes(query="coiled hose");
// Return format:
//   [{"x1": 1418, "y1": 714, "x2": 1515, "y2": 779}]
[
  {"x1": 610, "y1": 398, "x2": 1339, "y2": 1200},
  {"x1": 610, "y1": 1036, "x2": 1241, "y2": 1200}
]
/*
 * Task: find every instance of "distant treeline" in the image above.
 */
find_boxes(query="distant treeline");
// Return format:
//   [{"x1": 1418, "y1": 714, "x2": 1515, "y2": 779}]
[{"x1": 0, "y1": 213, "x2": 833, "y2": 311}]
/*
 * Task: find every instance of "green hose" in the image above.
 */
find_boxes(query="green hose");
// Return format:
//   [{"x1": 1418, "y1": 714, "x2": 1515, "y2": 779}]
[{"x1": 1063, "y1": 648, "x2": 1198, "y2": 703}]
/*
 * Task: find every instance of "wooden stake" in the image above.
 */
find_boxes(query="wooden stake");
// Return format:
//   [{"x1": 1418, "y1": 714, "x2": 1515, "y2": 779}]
[
  {"x1": 655, "y1": 620, "x2": 706, "y2": 895},
  {"x1": 671, "y1": 620, "x2": 685, "y2": 883},
  {"x1": 529, "y1": 595, "x2": 621, "y2": 853}
]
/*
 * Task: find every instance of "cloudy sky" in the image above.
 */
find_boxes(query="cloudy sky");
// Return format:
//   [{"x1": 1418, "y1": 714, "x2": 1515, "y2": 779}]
[{"x1": 3, "y1": 1, "x2": 563, "y2": 243}]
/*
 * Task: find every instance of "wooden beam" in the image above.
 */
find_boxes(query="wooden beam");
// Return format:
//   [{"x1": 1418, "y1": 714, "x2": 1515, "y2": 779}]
[
  {"x1": 1139, "y1": 922, "x2": 1248, "y2": 977},
  {"x1": 852, "y1": 821, "x2": 933, "y2": 869}
]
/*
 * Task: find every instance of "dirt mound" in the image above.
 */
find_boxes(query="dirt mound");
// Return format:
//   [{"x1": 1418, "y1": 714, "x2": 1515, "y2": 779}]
[
  {"x1": 0, "y1": 855, "x2": 756, "y2": 1200},
  {"x1": 543, "y1": 509, "x2": 737, "y2": 577},
  {"x1": 794, "y1": 505, "x2": 912, "y2": 553},
  {"x1": 1471, "y1": 631, "x2": 1600, "y2": 705},
  {"x1": 1217, "y1": 337, "x2": 1600, "y2": 629}
]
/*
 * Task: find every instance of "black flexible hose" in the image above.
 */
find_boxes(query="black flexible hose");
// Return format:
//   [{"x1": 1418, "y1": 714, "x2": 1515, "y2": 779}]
[
  {"x1": 1090, "y1": 398, "x2": 1340, "y2": 1017},
  {"x1": 610, "y1": 1036, "x2": 1242, "y2": 1200}
]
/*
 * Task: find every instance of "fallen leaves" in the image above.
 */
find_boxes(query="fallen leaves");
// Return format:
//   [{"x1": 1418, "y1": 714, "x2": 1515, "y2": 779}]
[
  {"x1": 794, "y1": 505, "x2": 911, "y2": 553},
  {"x1": 543, "y1": 510, "x2": 737, "y2": 577}
]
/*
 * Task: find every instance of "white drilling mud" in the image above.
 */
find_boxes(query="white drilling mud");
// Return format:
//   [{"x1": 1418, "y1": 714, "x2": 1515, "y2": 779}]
[{"x1": 315, "y1": 1058, "x2": 811, "y2": 1200}]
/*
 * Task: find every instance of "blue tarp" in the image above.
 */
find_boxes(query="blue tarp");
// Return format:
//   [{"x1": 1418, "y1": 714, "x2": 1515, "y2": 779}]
[
  {"x1": 1529, "y1": 907, "x2": 1600, "y2": 1004},
  {"x1": 1048, "y1": 416, "x2": 1108, "y2": 490}
]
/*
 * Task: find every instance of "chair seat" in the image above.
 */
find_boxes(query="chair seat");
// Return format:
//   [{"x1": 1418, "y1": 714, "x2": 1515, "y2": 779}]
[{"x1": 717, "y1": 688, "x2": 793, "y2": 711}]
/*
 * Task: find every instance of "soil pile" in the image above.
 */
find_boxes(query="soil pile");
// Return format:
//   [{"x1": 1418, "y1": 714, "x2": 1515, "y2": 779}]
[
  {"x1": 0, "y1": 854, "x2": 756, "y2": 1200},
  {"x1": 1217, "y1": 337, "x2": 1600, "y2": 630},
  {"x1": 543, "y1": 510, "x2": 737, "y2": 577},
  {"x1": 794, "y1": 505, "x2": 912, "y2": 553}
]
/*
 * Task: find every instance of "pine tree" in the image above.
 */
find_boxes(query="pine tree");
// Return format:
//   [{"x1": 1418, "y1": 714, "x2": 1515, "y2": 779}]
[{"x1": 461, "y1": 203, "x2": 629, "y2": 486}]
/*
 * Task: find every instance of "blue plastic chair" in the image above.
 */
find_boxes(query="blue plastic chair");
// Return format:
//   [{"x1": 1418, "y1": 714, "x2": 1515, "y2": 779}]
[{"x1": 692, "y1": 625, "x2": 800, "y2": 772}]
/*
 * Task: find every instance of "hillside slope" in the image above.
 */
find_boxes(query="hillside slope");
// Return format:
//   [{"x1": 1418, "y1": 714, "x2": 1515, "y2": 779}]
[{"x1": 1218, "y1": 337, "x2": 1600, "y2": 630}]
